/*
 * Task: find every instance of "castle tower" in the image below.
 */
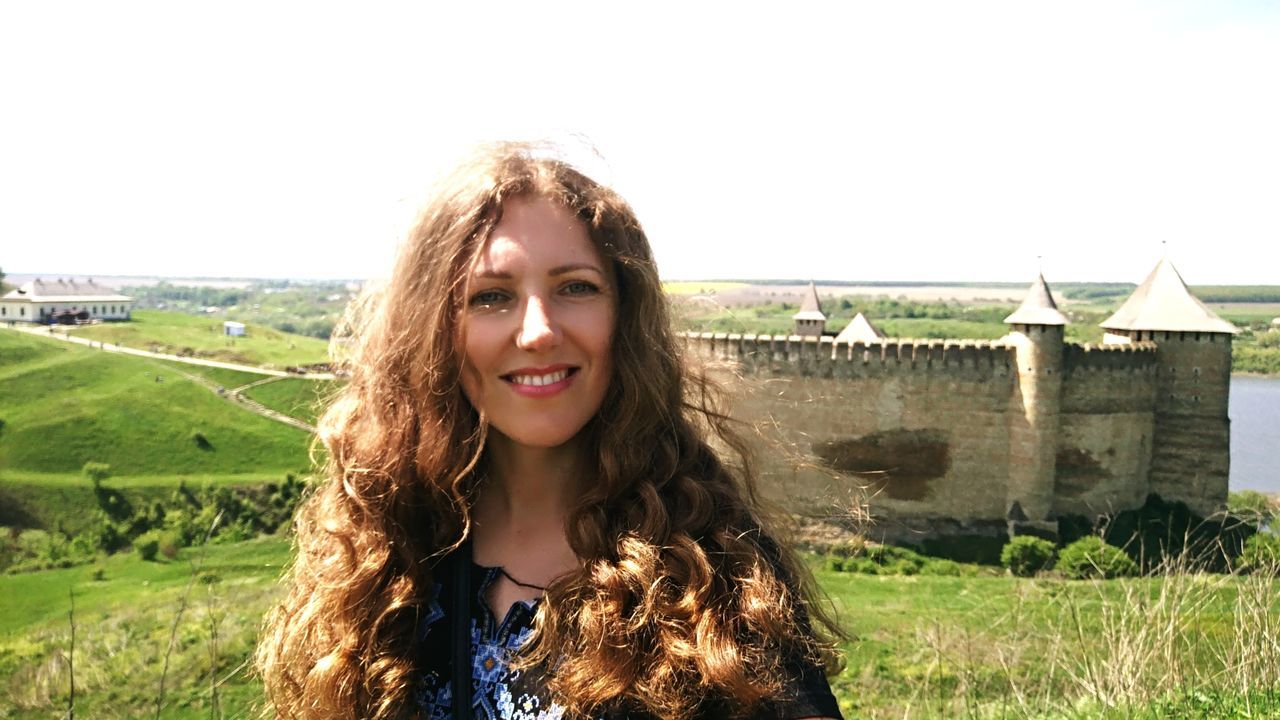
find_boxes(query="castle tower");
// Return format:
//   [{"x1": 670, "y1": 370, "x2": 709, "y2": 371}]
[
  {"x1": 1100, "y1": 259, "x2": 1237, "y2": 516},
  {"x1": 792, "y1": 281, "x2": 826, "y2": 337},
  {"x1": 1003, "y1": 273, "x2": 1068, "y2": 537},
  {"x1": 834, "y1": 312, "x2": 885, "y2": 344}
]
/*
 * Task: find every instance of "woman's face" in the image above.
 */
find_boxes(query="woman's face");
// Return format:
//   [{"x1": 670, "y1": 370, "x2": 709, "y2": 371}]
[{"x1": 459, "y1": 195, "x2": 615, "y2": 450}]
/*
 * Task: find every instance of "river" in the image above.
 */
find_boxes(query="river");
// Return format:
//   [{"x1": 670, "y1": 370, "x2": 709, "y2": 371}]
[{"x1": 1231, "y1": 375, "x2": 1280, "y2": 494}]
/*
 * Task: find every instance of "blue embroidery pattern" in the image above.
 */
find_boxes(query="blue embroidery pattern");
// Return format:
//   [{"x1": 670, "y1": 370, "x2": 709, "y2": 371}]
[{"x1": 413, "y1": 566, "x2": 566, "y2": 720}]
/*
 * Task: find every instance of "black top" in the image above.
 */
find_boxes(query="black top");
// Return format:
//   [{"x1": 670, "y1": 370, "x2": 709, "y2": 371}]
[{"x1": 412, "y1": 555, "x2": 843, "y2": 720}]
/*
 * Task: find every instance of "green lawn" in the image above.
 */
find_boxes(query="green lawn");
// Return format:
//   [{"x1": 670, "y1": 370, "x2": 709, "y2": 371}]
[
  {"x1": 1213, "y1": 303, "x2": 1280, "y2": 326},
  {"x1": 0, "y1": 537, "x2": 291, "y2": 719},
  {"x1": 152, "y1": 359, "x2": 267, "y2": 390},
  {"x1": 63, "y1": 310, "x2": 330, "y2": 368},
  {"x1": 0, "y1": 331, "x2": 311, "y2": 478},
  {"x1": 242, "y1": 377, "x2": 344, "y2": 425},
  {"x1": 3, "y1": 542, "x2": 1277, "y2": 719}
]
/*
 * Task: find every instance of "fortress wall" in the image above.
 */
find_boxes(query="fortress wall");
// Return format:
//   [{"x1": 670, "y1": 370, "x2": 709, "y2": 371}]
[
  {"x1": 1055, "y1": 343, "x2": 1159, "y2": 516},
  {"x1": 685, "y1": 334, "x2": 1018, "y2": 527},
  {"x1": 1148, "y1": 333, "x2": 1233, "y2": 515}
]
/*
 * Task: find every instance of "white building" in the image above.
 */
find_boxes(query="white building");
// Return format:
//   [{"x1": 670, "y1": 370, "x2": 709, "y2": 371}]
[
  {"x1": 0, "y1": 278, "x2": 134, "y2": 324},
  {"x1": 223, "y1": 320, "x2": 246, "y2": 337}
]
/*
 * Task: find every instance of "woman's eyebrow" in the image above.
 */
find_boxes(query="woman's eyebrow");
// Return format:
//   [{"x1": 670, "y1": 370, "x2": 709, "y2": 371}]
[{"x1": 549, "y1": 263, "x2": 605, "y2": 276}]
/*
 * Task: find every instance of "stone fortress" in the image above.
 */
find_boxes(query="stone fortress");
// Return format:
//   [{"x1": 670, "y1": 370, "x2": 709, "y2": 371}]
[{"x1": 684, "y1": 259, "x2": 1238, "y2": 544}]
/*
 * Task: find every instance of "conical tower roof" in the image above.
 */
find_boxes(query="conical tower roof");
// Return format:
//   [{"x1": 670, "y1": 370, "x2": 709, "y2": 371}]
[
  {"x1": 834, "y1": 312, "x2": 885, "y2": 343},
  {"x1": 792, "y1": 281, "x2": 826, "y2": 321},
  {"x1": 1100, "y1": 259, "x2": 1238, "y2": 334},
  {"x1": 1004, "y1": 273, "x2": 1067, "y2": 326}
]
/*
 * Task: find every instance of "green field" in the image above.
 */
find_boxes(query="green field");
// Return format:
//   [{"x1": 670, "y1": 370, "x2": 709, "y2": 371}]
[
  {"x1": 242, "y1": 377, "x2": 344, "y2": 426},
  {"x1": 0, "y1": 331, "x2": 311, "y2": 478},
  {"x1": 63, "y1": 310, "x2": 330, "y2": 368},
  {"x1": 152, "y1": 359, "x2": 267, "y2": 390},
  {"x1": 3, "y1": 542, "x2": 1277, "y2": 719},
  {"x1": 0, "y1": 537, "x2": 289, "y2": 719}
]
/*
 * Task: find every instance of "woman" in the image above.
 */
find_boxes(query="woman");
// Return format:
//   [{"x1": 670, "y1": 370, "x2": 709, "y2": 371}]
[{"x1": 257, "y1": 143, "x2": 844, "y2": 720}]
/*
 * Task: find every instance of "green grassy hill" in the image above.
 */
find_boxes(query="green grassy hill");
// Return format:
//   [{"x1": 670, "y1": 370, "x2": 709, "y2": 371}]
[
  {"x1": 0, "y1": 331, "x2": 310, "y2": 477},
  {"x1": 242, "y1": 377, "x2": 344, "y2": 426},
  {"x1": 0, "y1": 331, "x2": 312, "y2": 532},
  {"x1": 63, "y1": 310, "x2": 330, "y2": 368}
]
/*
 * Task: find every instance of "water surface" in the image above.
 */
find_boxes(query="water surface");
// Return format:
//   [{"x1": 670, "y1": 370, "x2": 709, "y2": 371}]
[{"x1": 1231, "y1": 376, "x2": 1280, "y2": 494}]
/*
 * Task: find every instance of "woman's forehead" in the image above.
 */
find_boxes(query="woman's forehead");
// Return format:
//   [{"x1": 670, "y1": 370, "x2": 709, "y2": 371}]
[{"x1": 470, "y1": 197, "x2": 604, "y2": 276}]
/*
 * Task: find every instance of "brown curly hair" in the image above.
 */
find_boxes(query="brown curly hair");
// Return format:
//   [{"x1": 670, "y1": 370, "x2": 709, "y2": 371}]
[{"x1": 256, "y1": 142, "x2": 842, "y2": 719}]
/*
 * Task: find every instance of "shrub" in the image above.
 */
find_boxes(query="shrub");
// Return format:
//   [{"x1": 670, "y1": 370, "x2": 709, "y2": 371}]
[
  {"x1": 828, "y1": 539, "x2": 865, "y2": 558},
  {"x1": 920, "y1": 558, "x2": 963, "y2": 576},
  {"x1": 1001, "y1": 536, "x2": 1057, "y2": 577},
  {"x1": 134, "y1": 531, "x2": 161, "y2": 561},
  {"x1": 90, "y1": 515, "x2": 127, "y2": 553},
  {"x1": 1229, "y1": 490, "x2": 1278, "y2": 531},
  {"x1": 191, "y1": 430, "x2": 212, "y2": 450},
  {"x1": 1236, "y1": 532, "x2": 1280, "y2": 574},
  {"x1": 886, "y1": 558, "x2": 920, "y2": 576},
  {"x1": 843, "y1": 557, "x2": 881, "y2": 575},
  {"x1": 158, "y1": 532, "x2": 181, "y2": 560},
  {"x1": 863, "y1": 544, "x2": 926, "y2": 571},
  {"x1": 82, "y1": 461, "x2": 111, "y2": 489},
  {"x1": 1057, "y1": 536, "x2": 1139, "y2": 579}
]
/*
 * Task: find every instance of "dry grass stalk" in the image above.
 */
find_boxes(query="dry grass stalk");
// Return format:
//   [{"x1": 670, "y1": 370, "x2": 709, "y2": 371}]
[{"x1": 154, "y1": 510, "x2": 223, "y2": 720}]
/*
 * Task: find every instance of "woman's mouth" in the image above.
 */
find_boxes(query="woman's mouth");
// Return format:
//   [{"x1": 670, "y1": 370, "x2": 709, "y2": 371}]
[{"x1": 502, "y1": 366, "x2": 579, "y2": 396}]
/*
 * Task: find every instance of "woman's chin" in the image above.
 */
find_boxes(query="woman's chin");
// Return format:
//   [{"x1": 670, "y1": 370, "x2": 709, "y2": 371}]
[{"x1": 488, "y1": 426, "x2": 587, "y2": 453}]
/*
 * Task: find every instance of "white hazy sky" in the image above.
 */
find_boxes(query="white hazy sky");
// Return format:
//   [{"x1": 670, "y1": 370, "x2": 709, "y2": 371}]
[{"x1": 2, "y1": 1, "x2": 1278, "y2": 285}]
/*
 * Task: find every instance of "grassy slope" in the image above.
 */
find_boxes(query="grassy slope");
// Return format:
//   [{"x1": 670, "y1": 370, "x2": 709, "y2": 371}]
[
  {"x1": 0, "y1": 331, "x2": 310, "y2": 476},
  {"x1": 3, "y1": 547, "x2": 1276, "y2": 719},
  {"x1": 0, "y1": 537, "x2": 290, "y2": 719},
  {"x1": 242, "y1": 377, "x2": 344, "y2": 426},
  {"x1": 0, "y1": 331, "x2": 312, "y2": 532},
  {"x1": 64, "y1": 310, "x2": 329, "y2": 368},
  {"x1": 152, "y1": 359, "x2": 266, "y2": 389}
]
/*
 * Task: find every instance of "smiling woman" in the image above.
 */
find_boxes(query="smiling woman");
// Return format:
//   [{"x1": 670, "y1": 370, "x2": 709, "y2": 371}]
[
  {"x1": 256, "y1": 143, "x2": 844, "y2": 720},
  {"x1": 460, "y1": 196, "x2": 615, "y2": 451}
]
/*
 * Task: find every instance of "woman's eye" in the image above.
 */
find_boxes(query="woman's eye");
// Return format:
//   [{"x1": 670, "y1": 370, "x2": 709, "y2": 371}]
[
  {"x1": 469, "y1": 290, "x2": 509, "y2": 308},
  {"x1": 562, "y1": 280, "x2": 600, "y2": 296}
]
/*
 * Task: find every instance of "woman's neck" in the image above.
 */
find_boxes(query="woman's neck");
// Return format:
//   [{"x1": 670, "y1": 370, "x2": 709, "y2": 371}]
[
  {"x1": 478, "y1": 434, "x2": 582, "y2": 524},
  {"x1": 470, "y1": 433, "x2": 583, "y2": 594}
]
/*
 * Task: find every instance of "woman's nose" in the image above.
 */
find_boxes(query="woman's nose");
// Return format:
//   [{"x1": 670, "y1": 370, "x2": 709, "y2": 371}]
[{"x1": 516, "y1": 296, "x2": 561, "y2": 351}]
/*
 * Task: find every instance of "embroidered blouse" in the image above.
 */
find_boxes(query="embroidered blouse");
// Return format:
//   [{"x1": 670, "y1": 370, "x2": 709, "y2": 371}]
[{"x1": 412, "y1": 558, "x2": 844, "y2": 720}]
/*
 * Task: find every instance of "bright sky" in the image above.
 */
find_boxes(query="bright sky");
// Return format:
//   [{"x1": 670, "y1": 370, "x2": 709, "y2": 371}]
[{"x1": 2, "y1": 1, "x2": 1278, "y2": 285}]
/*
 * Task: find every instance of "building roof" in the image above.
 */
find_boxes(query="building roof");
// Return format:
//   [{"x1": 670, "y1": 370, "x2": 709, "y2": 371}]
[
  {"x1": 834, "y1": 312, "x2": 886, "y2": 343},
  {"x1": 1100, "y1": 259, "x2": 1239, "y2": 334},
  {"x1": 792, "y1": 281, "x2": 826, "y2": 321},
  {"x1": 1004, "y1": 273, "x2": 1067, "y2": 326},
  {"x1": 2, "y1": 278, "x2": 133, "y2": 304}
]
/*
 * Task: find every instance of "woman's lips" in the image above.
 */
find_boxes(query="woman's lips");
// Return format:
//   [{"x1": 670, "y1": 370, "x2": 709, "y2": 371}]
[{"x1": 503, "y1": 366, "x2": 579, "y2": 397}]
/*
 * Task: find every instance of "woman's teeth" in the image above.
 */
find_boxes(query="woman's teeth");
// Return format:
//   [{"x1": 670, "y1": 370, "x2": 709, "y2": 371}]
[{"x1": 509, "y1": 369, "x2": 570, "y2": 386}]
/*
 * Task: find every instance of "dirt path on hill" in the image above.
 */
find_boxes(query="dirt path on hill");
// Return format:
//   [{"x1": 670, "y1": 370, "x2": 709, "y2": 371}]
[{"x1": 159, "y1": 367, "x2": 317, "y2": 434}]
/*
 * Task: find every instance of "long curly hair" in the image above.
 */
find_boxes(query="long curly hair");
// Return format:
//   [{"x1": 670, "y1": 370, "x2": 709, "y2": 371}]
[{"x1": 256, "y1": 142, "x2": 842, "y2": 720}]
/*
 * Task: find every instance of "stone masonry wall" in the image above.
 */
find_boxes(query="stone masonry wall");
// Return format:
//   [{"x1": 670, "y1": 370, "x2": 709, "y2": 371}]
[
  {"x1": 1054, "y1": 343, "x2": 1159, "y2": 517},
  {"x1": 1148, "y1": 333, "x2": 1233, "y2": 516},
  {"x1": 688, "y1": 334, "x2": 1016, "y2": 539},
  {"x1": 683, "y1": 331, "x2": 1208, "y2": 539}
]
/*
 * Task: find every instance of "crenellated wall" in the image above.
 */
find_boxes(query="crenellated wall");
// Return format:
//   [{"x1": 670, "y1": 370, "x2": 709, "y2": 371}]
[
  {"x1": 688, "y1": 333, "x2": 1017, "y2": 539},
  {"x1": 1055, "y1": 343, "x2": 1159, "y2": 517},
  {"x1": 683, "y1": 328, "x2": 1229, "y2": 539}
]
